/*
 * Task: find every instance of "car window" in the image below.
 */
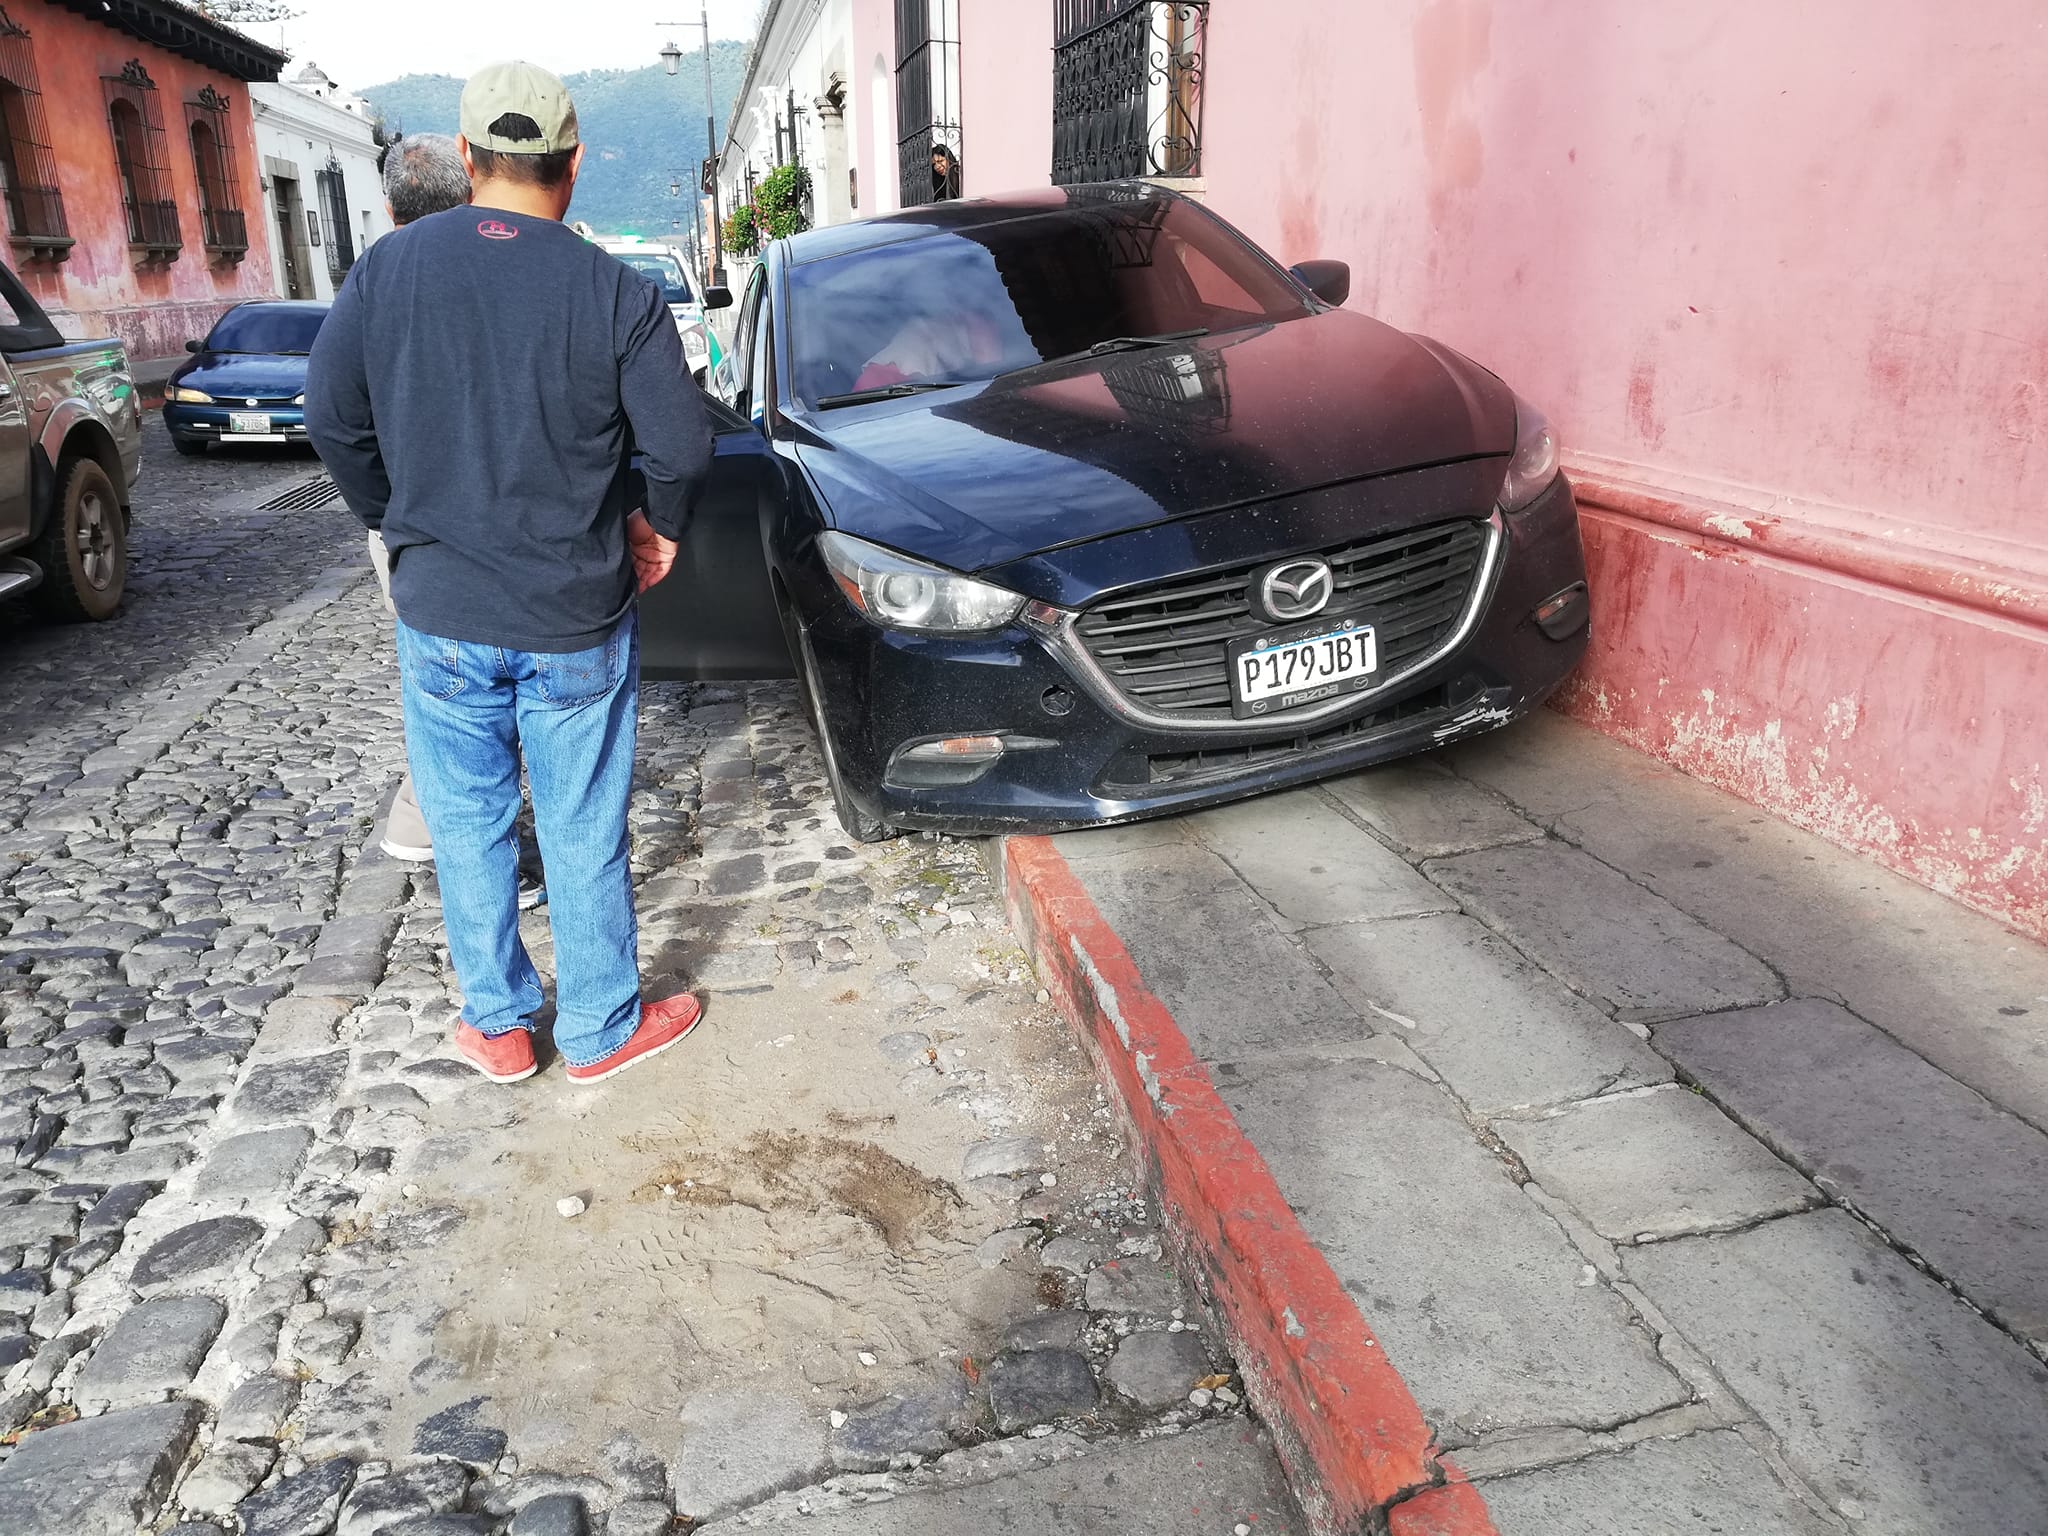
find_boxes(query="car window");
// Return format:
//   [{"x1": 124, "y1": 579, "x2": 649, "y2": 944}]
[
  {"x1": 614, "y1": 250, "x2": 696, "y2": 306},
  {"x1": 784, "y1": 195, "x2": 1309, "y2": 406},
  {"x1": 729, "y1": 265, "x2": 765, "y2": 407},
  {"x1": 747, "y1": 294, "x2": 772, "y2": 428},
  {"x1": 206, "y1": 306, "x2": 327, "y2": 354}
]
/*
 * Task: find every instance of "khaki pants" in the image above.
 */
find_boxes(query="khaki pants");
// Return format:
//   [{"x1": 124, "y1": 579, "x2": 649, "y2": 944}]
[{"x1": 371, "y1": 530, "x2": 432, "y2": 857}]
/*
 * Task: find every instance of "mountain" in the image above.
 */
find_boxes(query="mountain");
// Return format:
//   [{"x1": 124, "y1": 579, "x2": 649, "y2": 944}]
[{"x1": 362, "y1": 45, "x2": 751, "y2": 238}]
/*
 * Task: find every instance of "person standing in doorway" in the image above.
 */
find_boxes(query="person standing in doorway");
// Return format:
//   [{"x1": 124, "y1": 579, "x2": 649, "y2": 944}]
[
  {"x1": 307, "y1": 62, "x2": 713, "y2": 1086},
  {"x1": 930, "y1": 143, "x2": 961, "y2": 201},
  {"x1": 365, "y1": 132, "x2": 472, "y2": 869}
]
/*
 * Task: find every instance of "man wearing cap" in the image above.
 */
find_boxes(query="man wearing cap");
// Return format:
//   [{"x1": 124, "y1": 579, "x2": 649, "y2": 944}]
[{"x1": 307, "y1": 62, "x2": 711, "y2": 1086}]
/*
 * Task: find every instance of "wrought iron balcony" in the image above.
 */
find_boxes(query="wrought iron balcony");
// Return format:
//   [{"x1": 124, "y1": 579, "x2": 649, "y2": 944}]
[
  {"x1": 125, "y1": 196, "x2": 181, "y2": 255},
  {"x1": 1052, "y1": 0, "x2": 1207, "y2": 186},
  {"x1": 202, "y1": 206, "x2": 247, "y2": 256},
  {"x1": 4, "y1": 182, "x2": 70, "y2": 251}
]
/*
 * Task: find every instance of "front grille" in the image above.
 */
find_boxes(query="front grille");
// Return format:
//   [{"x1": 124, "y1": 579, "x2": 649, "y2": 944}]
[
  {"x1": 1072, "y1": 520, "x2": 1490, "y2": 721},
  {"x1": 1137, "y1": 685, "x2": 1454, "y2": 786}
]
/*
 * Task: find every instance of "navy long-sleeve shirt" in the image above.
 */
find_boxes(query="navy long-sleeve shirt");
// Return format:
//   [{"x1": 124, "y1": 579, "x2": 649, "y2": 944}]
[{"x1": 305, "y1": 204, "x2": 713, "y2": 652}]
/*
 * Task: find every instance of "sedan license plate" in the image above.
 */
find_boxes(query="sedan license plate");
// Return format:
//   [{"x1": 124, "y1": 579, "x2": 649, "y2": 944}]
[
  {"x1": 1229, "y1": 618, "x2": 1378, "y2": 718},
  {"x1": 228, "y1": 411, "x2": 275, "y2": 433}
]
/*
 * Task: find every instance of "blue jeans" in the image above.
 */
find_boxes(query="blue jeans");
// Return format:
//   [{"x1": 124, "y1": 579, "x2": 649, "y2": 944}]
[{"x1": 394, "y1": 611, "x2": 643, "y2": 1065}]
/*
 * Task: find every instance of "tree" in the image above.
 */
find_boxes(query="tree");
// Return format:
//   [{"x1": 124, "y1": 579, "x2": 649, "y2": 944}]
[{"x1": 194, "y1": 1, "x2": 300, "y2": 23}]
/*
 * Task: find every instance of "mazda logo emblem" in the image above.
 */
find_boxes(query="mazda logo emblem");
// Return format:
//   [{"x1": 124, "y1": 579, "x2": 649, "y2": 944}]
[{"x1": 1258, "y1": 558, "x2": 1334, "y2": 622}]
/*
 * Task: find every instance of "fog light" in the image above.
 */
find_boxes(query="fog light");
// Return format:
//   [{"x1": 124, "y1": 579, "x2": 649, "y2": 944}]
[
  {"x1": 886, "y1": 733, "x2": 1055, "y2": 790},
  {"x1": 907, "y1": 735, "x2": 1005, "y2": 761},
  {"x1": 1532, "y1": 582, "x2": 1589, "y2": 640}
]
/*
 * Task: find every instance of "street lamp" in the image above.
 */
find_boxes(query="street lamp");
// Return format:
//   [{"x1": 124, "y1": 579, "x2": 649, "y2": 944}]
[{"x1": 658, "y1": 13, "x2": 723, "y2": 288}]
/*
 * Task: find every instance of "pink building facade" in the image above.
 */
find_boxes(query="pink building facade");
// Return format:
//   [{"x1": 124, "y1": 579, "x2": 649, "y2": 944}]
[
  {"x1": 942, "y1": 0, "x2": 2048, "y2": 940},
  {"x1": 4, "y1": 0, "x2": 284, "y2": 363}
]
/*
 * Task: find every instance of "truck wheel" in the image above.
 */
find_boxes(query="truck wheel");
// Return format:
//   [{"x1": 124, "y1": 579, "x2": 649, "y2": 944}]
[{"x1": 31, "y1": 457, "x2": 127, "y2": 622}]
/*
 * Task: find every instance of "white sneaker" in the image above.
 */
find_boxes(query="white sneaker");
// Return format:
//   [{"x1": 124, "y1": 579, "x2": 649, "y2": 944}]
[{"x1": 383, "y1": 772, "x2": 432, "y2": 862}]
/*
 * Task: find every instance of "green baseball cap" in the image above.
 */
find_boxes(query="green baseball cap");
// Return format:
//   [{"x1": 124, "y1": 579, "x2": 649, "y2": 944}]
[{"x1": 460, "y1": 60, "x2": 579, "y2": 154}]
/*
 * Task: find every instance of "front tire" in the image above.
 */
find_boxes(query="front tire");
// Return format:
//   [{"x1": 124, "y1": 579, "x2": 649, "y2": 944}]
[
  {"x1": 171, "y1": 436, "x2": 207, "y2": 457},
  {"x1": 31, "y1": 457, "x2": 127, "y2": 622},
  {"x1": 793, "y1": 625, "x2": 890, "y2": 844}
]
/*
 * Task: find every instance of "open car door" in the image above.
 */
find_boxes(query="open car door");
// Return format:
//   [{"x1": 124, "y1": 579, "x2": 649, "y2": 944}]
[{"x1": 638, "y1": 394, "x2": 797, "y2": 682}]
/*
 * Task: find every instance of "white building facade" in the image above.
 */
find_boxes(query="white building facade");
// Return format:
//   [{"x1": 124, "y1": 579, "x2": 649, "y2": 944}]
[
  {"x1": 249, "y1": 63, "x2": 393, "y2": 303},
  {"x1": 717, "y1": 0, "x2": 967, "y2": 256},
  {"x1": 717, "y1": 0, "x2": 861, "y2": 284}
]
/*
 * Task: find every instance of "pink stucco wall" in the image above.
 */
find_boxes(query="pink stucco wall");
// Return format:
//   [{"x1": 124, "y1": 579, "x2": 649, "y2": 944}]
[
  {"x1": 15, "y1": 0, "x2": 279, "y2": 363},
  {"x1": 959, "y1": 2, "x2": 1050, "y2": 199},
  {"x1": 1198, "y1": 0, "x2": 2048, "y2": 553},
  {"x1": 847, "y1": 0, "x2": 897, "y2": 215},
  {"x1": 956, "y1": 0, "x2": 2048, "y2": 937}
]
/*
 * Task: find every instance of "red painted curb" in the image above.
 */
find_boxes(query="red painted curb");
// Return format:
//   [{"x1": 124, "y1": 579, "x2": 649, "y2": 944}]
[
  {"x1": 998, "y1": 834, "x2": 1499, "y2": 1536},
  {"x1": 1386, "y1": 1467, "x2": 1492, "y2": 1535}
]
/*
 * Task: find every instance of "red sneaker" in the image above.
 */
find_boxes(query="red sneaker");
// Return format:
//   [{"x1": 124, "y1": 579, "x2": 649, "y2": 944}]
[
  {"x1": 454, "y1": 1022, "x2": 537, "y2": 1084},
  {"x1": 565, "y1": 994, "x2": 704, "y2": 1085}
]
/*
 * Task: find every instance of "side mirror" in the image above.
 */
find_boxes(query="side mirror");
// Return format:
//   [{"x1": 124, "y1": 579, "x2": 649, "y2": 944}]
[
  {"x1": 184, "y1": 338, "x2": 205, "y2": 353},
  {"x1": 1290, "y1": 259, "x2": 1351, "y2": 308},
  {"x1": 702, "y1": 286, "x2": 733, "y2": 311}
]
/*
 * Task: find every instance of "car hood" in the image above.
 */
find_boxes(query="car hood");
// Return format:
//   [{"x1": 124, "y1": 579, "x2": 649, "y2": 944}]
[
  {"x1": 171, "y1": 353, "x2": 310, "y2": 397},
  {"x1": 793, "y1": 308, "x2": 1516, "y2": 574}
]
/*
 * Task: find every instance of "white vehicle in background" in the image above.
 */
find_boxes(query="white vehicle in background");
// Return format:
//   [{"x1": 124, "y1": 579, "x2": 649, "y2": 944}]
[{"x1": 579, "y1": 230, "x2": 729, "y2": 384}]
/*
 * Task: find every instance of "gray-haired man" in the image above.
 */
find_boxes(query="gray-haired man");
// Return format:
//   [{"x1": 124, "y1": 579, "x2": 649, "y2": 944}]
[{"x1": 370, "y1": 134, "x2": 475, "y2": 865}]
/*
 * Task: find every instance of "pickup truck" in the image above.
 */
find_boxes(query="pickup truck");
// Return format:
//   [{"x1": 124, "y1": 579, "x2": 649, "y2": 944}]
[{"x1": 0, "y1": 261, "x2": 143, "y2": 622}]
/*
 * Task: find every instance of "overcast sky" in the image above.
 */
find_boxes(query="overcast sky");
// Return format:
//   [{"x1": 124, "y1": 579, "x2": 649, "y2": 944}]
[{"x1": 252, "y1": 0, "x2": 763, "y2": 96}]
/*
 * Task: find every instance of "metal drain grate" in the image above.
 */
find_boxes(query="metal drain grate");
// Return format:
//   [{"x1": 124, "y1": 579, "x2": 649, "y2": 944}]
[{"x1": 256, "y1": 476, "x2": 341, "y2": 512}]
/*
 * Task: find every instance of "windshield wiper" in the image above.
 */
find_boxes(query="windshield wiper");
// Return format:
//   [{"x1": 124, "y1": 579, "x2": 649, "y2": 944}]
[
  {"x1": 1004, "y1": 328, "x2": 1210, "y2": 377},
  {"x1": 814, "y1": 381, "x2": 957, "y2": 409}
]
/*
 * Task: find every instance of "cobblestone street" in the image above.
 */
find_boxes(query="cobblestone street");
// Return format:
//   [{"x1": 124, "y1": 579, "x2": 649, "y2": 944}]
[{"x1": 0, "y1": 423, "x2": 1302, "y2": 1535}]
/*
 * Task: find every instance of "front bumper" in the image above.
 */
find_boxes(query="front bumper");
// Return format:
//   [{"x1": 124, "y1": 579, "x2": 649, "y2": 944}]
[
  {"x1": 163, "y1": 402, "x2": 308, "y2": 445},
  {"x1": 808, "y1": 474, "x2": 1591, "y2": 835}
]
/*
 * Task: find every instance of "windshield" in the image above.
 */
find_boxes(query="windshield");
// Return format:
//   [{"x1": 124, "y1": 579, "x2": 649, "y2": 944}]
[
  {"x1": 615, "y1": 251, "x2": 697, "y2": 307},
  {"x1": 786, "y1": 195, "x2": 1310, "y2": 407},
  {"x1": 206, "y1": 306, "x2": 327, "y2": 354}
]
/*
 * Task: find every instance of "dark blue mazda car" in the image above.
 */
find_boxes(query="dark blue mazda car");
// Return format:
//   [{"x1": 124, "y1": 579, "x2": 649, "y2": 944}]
[
  {"x1": 163, "y1": 300, "x2": 329, "y2": 456},
  {"x1": 641, "y1": 185, "x2": 1589, "y2": 840}
]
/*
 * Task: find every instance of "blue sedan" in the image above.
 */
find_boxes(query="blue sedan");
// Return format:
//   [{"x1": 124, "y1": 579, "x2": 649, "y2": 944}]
[{"x1": 163, "y1": 300, "x2": 329, "y2": 456}]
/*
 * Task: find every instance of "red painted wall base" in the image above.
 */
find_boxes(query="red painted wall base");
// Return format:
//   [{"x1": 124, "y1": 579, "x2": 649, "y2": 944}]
[{"x1": 1558, "y1": 468, "x2": 2048, "y2": 943}]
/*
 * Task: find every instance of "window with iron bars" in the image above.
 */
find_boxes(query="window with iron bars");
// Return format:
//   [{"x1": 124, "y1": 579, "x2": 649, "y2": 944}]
[
  {"x1": 1051, "y1": 0, "x2": 1208, "y2": 186},
  {"x1": 188, "y1": 84, "x2": 246, "y2": 257},
  {"x1": 0, "y1": 7, "x2": 65, "y2": 251},
  {"x1": 104, "y1": 60, "x2": 180, "y2": 255},
  {"x1": 893, "y1": 0, "x2": 961, "y2": 208},
  {"x1": 316, "y1": 162, "x2": 355, "y2": 281}
]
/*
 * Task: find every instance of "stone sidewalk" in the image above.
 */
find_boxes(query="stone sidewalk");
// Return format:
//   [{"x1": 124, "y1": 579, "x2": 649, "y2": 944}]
[{"x1": 1045, "y1": 709, "x2": 2048, "y2": 1535}]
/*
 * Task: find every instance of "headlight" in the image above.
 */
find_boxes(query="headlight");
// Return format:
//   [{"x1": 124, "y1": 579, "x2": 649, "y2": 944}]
[
  {"x1": 1498, "y1": 395, "x2": 1561, "y2": 512},
  {"x1": 292, "y1": 393, "x2": 305, "y2": 406},
  {"x1": 166, "y1": 385, "x2": 213, "y2": 404},
  {"x1": 819, "y1": 531, "x2": 1025, "y2": 633}
]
